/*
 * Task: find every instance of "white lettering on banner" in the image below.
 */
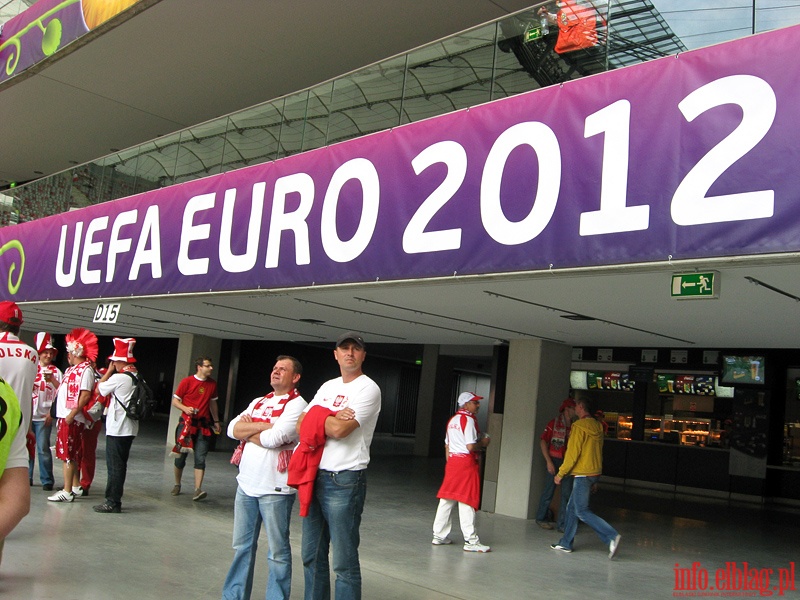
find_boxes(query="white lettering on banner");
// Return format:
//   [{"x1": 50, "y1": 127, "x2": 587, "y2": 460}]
[
  {"x1": 220, "y1": 184, "x2": 264, "y2": 273},
  {"x1": 106, "y1": 209, "x2": 138, "y2": 282},
  {"x1": 56, "y1": 221, "x2": 83, "y2": 287},
  {"x1": 321, "y1": 158, "x2": 380, "y2": 263},
  {"x1": 265, "y1": 173, "x2": 314, "y2": 268},
  {"x1": 56, "y1": 209, "x2": 163, "y2": 288},
  {"x1": 580, "y1": 100, "x2": 650, "y2": 235},
  {"x1": 672, "y1": 75, "x2": 775, "y2": 226},
  {"x1": 403, "y1": 141, "x2": 466, "y2": 254},
  {"x1": 47, "y1": 74, "x2": 782, "y2": 294},
  {"x1": 129, "y1": 205, "x2": 162, "y2": 280},
  {"x1": 481, "y1": 121, "x2": 561, "y2": 245},
  {"x1": 178, "y1": 193, "x2": 215, "y2": 276},
  {"x1": 80, "y1": 216, "x2": 109, "y2": 285}
]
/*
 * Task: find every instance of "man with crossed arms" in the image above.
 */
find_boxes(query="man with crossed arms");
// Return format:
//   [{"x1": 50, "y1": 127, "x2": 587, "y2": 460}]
[{"x1": 222, "y1": 355, "x2": 307, "y2": 600}]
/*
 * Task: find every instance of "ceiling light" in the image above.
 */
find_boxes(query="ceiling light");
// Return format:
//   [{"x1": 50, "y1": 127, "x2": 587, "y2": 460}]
[{"x1": 561, "y1": 314, "x2": 595, "y2": 321}]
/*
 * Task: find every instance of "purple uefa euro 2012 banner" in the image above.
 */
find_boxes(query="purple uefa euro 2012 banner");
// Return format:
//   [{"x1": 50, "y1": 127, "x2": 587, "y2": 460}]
[
  {"x1": 0, "y1": 0, "x2": 141, "y2": 84},
  {"x1": 2, "y1": 25, "x2": 800, "y2": 302}
]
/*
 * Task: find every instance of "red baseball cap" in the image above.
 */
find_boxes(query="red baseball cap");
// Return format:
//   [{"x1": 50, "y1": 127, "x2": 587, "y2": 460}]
[{"x1": 0, "y1": 301, "x2": 23, "y2": 326}]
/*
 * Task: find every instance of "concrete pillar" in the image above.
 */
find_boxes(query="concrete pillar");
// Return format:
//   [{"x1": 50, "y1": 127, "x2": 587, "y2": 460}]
[
  {"x1": 413, "y1": 344, "x2": 440, "y2": 457},
  {"x1": 165, "y1": 333, "x2": 222, "y2": 448},
  {"x1": 493, "y1": 339, "x2": 572, "y2": 519}
]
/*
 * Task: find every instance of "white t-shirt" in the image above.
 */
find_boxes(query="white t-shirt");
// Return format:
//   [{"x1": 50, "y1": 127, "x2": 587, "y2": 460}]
[
  {"x1": 0, "y1": 332, "x2": 38, "y2": 437},
  {"x1": 97, "y1": 371, "x2": 140, "y2": 437},
  {"x1": 445, "y1": 412, "x2": 479, "y2": 455},
  {"x1": 304, "y1": 374, "x2": 381, "y2": 472},
  {"x1": 55, "y1": 363, "x2": 95, "y2": 425},
  {"x1": 228, "y1": 393, "x2": 307, "y2": 496}
]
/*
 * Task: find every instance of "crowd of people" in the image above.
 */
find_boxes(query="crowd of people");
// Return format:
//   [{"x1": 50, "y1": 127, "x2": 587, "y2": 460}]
[
  {"x1": 0, "y1": 313, "x2": 386, "y2": 599},
  {"x1": 0, "y1": 300, "x2": 620, "y2": 598}
]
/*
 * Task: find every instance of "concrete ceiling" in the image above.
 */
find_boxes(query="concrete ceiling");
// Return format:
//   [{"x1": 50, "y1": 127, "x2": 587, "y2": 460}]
[{"x1": 4, "y1": 0, "x2": 800, "y2": 354}]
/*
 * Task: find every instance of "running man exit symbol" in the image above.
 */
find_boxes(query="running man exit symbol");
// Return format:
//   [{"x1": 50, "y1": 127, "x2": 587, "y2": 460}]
[{"x1": 671, "y1": 272, "x2": 719, "y2": 299}]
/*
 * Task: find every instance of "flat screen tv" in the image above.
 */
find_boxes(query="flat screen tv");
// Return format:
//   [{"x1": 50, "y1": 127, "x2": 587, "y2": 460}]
[{"x1": 720, "y1": 355, "x2": 765, "y2": 386}]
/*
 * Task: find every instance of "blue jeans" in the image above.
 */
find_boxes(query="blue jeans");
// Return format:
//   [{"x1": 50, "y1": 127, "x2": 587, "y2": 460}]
[
  {"x1": 557, "y1": 476, "x2": 618, "y2": 551},
  {"x1": 29, "y1": 420, "x2": 54, "y2": 486},
  {"x1": 534, "y1": 457, "x2": 573, "y2": 530},
  {"x1": 105, "y1": 435, "x2": 134, "y2": 508},
  {"x1": 222, "y1": 487, "x2": 295, "y2": 600},
  {"x1": 173, "y1": 424, "x2": 210, "y2": 470},
  {"x1": 301, "y1": 469, "x2": 367, "y2": 600}
]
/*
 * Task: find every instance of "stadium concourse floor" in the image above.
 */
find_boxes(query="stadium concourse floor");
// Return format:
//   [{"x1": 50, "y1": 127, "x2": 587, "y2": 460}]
[{"x1": 2, "y1": 418, "x2": 798, "y2": 600}]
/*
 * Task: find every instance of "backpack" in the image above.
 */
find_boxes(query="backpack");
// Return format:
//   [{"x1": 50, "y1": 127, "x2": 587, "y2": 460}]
[{"x1": 115, "y1": 371, "x2": 156, "y2": 421}]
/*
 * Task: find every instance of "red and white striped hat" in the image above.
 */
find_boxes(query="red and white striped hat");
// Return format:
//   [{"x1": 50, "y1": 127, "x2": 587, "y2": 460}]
[
  {"x1": 35, "y1": 332, "x2": 57, "y2": 355},
  {"x1": 108, "y1": 337, "x2": 137, "y2": 363}
]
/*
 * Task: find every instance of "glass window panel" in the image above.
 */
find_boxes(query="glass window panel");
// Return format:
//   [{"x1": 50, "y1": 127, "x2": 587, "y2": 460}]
[
  {"x1": 0, "y1": 192, "x2": 18, "y2": 227},
  {"x1": 656, "y1": 0, "x2": 752, "y2": 50},
  {"x1": 756, "y1": 0, "x2": 800, "y2": 34},
  {"x1": 278, "y1": 91, "x2": 309, "y2": 159},
  {"x1": 172, "y1": 120, "x2": 228, "y2": 182},
  {"x1": 225, "y1": 100, "x2": 285, "y2": 168},
  {"x1": 7, "y1": 172, "x2": 71, "y2": 223},
  {"x1": 328, "y1": 56, "x2": 405, "y2": 143},
  {"x1": 69, "y1": 162, "x2": 107, "y2": 205},
  {"x1": 303, "y1": 82, "x2": 332, "y2": 152}
]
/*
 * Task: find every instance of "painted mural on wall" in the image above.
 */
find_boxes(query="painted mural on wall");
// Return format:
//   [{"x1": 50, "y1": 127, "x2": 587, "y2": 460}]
[
  {"x1": 0, "y1": 0, "x2": 140, "y2": 84},
  {"x1": 1, "y1": 24, "x2": 799, "y2": 303}
]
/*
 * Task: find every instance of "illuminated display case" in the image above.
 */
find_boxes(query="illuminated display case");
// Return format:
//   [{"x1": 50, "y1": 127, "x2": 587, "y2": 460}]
[
  {"x1": 616, "y1": 414, "x2": 632, "y2": 439},
  {"x1": 663, "y1": 417, "x2": 713, "y2": 446},
  {"x1": 608, "y1": 415, "x2": 725, "y2": 447}
]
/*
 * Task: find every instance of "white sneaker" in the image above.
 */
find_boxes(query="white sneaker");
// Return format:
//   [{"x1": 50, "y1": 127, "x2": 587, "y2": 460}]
[
  {"x1": 608, "y1": 534, "x2": 621, "y2": 559},
  {"x1": 431, "y1": 537, "x2": 453, "y2": 545},
  {"x1": 72, "y1": 486, "x2": 83, "y2": 496},
  {"x1": 48, "y1": 490, "x2": 74, "y2": 503},
  {"x1": 463, "y1": 542, "x2": 491, "y2": 553}
]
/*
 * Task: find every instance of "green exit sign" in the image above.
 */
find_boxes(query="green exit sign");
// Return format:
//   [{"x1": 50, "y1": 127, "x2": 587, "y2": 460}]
[
  {"x1": 671, "y1": 272, "x2": 719, "y2": 299},
  {"x1": 524, "y1": 27, "x2": 543, "y2": 42}
]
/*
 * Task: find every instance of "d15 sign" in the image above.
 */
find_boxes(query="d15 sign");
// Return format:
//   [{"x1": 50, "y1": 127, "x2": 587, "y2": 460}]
[
  {"x1": 93, "y1": 303, "x2": 121, "y2": 323},
  {"x1": 671, "y1": 272, "x2": 719, "y2": 299}
]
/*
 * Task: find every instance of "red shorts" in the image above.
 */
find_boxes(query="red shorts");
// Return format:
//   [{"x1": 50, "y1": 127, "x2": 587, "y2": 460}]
[{"x1": 55, "y1": 418, "x2": 84, "y2": 464}]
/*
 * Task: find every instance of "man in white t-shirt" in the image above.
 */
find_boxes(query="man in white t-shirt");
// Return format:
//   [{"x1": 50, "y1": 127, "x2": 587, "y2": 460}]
[
  {"x1": 431, "y1": 391, "x2": 491, "y2": 552},
  {"x1": 0, "y1": 377, "x2": 27, "y2": 564},
  {"x1": 0, "y1": 301, "x2": 36, "y2": 561},
  {"x1": 94, "y1": 337, "x2": 141, "y2": 513},
  {"x1": 0, "y1": 300, "x2": 39, "y2": 558},
  {"x1": 222, "y1": 355, "x2": 307, "y2": 600},
  {"x1": 295, "y1": 332, "x2": 381, "y2": 600},
  {"x1": 0, "y1": 301, "x2": 37, "y2": 447}
]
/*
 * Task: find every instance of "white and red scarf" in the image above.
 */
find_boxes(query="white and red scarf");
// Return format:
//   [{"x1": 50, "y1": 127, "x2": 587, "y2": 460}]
[
  {"x1": 549, "y1": 412, "x2": 571, "y2": 458},
  {"x1": 230, "y1": 388, "x2": 299, "y2": 468},
  {"x1": 62, "y1": 361, "x2": 91, "y2": 409}
]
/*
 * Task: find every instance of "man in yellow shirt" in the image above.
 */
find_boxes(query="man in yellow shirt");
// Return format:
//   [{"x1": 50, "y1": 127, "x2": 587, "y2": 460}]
[{"x1": 550, "y1": 397, "x2": 621, "y2": 559}]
